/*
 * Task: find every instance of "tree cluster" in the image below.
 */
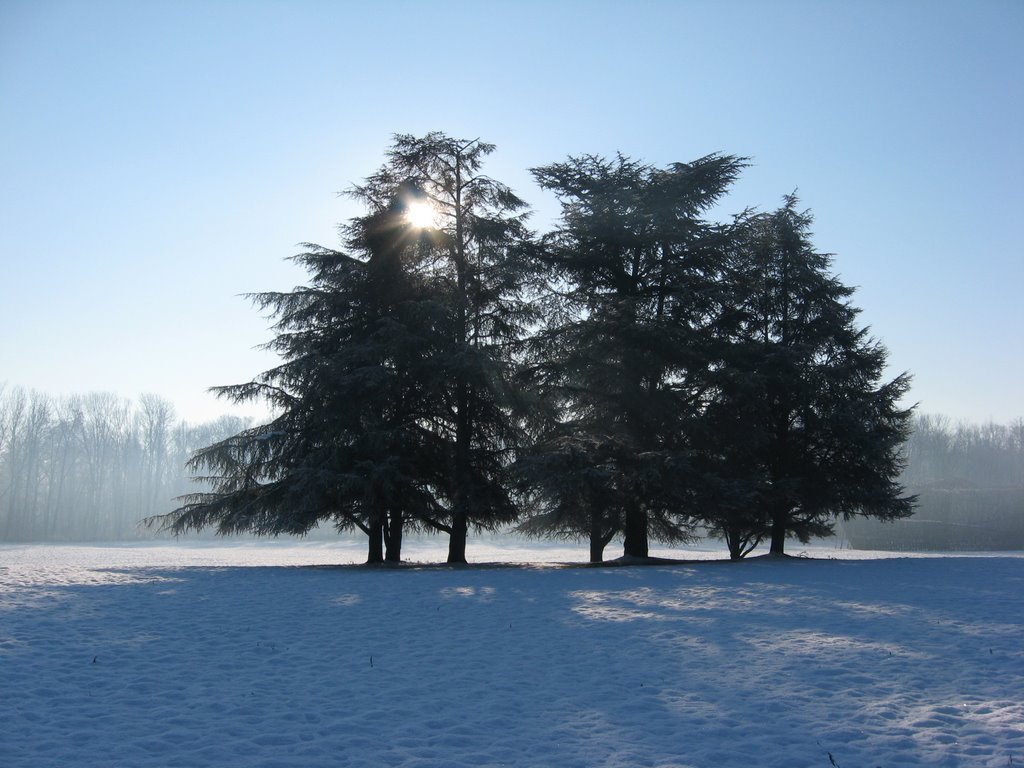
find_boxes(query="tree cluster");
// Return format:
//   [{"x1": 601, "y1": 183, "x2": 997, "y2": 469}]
[
  {"x1": 0, "y1": 386, "x2": 246, "y2": 541},
  {"x1": 152, "y1": 133, "x2": 915, "y2": 562}
]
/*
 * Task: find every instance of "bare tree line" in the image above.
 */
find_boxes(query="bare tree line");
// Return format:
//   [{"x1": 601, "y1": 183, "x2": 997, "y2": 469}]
[
  {"x1": 903, "y1": 413, "x2": 1024, "y2": 489},
  {"x1": 841, "y1": 413, "x2": 1024, "y2": 550},
  {"x1": 0, "y1": 384, "x2": 247, "y2": 541}
]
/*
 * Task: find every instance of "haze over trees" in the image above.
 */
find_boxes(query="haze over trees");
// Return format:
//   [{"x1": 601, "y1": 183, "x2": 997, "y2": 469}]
[
  {"x1": 0, "y1": 385, "x2": 245, "y2": 541},
  {"x1": 902, "y1": 414, "x2": 1024, "y2": 489},
  {"x1": 843, "y1": 413, "x2": 1024, "y2": 551},
  {"x1": 2, "y1": 383, "x2": 1016, "y2": 550}
]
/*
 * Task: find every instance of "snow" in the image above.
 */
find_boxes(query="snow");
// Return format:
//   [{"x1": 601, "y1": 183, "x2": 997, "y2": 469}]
[{"x1": 1, "y1": 541, "x2": 1022, "y2": 767}]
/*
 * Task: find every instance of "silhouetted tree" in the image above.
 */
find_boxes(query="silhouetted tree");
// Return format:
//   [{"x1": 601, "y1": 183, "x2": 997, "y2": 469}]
[
  {"x1": 705, "y1": 196, "x2": 915, "y2": 555},
  {"x1": 156, "y1": 135, "x2": 532, "y2": 563},
  {"x1": 150, "y1": 182, "x2": 453, "y2": 563},
  {"x1": 352, "y1": 133, "x2": 534, "y2": 563},
  {"x1": 526, "y1": 153, "x2": 746, "y2": 558}
]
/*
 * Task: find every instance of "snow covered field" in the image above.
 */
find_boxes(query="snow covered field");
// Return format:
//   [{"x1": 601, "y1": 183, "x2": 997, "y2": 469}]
[{"x1": 1, "y1": 542, "x2": 1022, "y2": 767}]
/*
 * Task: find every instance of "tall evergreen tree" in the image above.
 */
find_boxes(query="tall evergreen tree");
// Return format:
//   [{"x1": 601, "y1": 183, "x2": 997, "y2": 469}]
[
  {"x1": 155, "y1": 134, "x2": 533, "y2": 563},
  {"x1": 701, "y1": 195, "x2": 916, "y2": 556},
  {"x1": 352, "y1": 133, "x2": 534, "y2": 563},
  {"x1": 526, "y1": 153, "x2": 746, "y2": 559},
  {"x1": 151, "y1": 182, "x2": 452, "y2": 563}
]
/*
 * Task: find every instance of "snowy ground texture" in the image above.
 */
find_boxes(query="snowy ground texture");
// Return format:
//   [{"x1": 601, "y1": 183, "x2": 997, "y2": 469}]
[{"x1": 1, "y1": 542, "x2": 1022, "y2": 767}]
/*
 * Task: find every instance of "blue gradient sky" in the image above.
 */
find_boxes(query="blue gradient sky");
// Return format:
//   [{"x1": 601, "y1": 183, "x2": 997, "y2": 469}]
[{"x1": 1, "y1": 0, "x2": 1021, "y2": 423}]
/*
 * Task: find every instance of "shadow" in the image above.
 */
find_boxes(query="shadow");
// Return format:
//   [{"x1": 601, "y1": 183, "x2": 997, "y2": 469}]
[{"x1": 1, "y1": 555, "x2": 1021, "y2": 767}]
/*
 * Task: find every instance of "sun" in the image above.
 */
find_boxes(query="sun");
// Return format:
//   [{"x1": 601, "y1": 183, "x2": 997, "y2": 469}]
[{"x1": 404, "y1": 199, "x2": 438, "y2": 229}]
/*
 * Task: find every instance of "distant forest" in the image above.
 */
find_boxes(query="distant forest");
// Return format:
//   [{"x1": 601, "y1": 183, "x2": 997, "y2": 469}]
[
  {"x1": 1, "y1": 383, "x2": 1019, "y2": 548},
  {"x1": 0, "y1": 386, "x2": 246, "y2": 541},
  {"x1": 844, "y1": 414, "x2": 1024, "y2": 551}
]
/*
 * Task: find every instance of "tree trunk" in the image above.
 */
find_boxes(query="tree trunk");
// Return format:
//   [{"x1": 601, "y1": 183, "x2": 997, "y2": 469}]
[
  {"x1": 589, "y1": 529, "x2": 605, "y2": 564},
  {"x1": 447, "y1": 513, "x2": 468, "y2": 564},
  {"x1": 385, "y1": 508, "x2": 403, "y2": 563},
  {"x1": 589, "y1": 513, "x2": 612, "y2": 563},
  {"x1": 450, "y1": 377, "x2": 471, "y2": 564},
  {"x1": 367, "y1": 520, "x2": 384, "y2": 564},
  {"x1": 769, "y1": 516, "x2": 787, "y2": 555},
  {"x1": 448, "y1": 152, "x2": 471, "y2": 568},
  {"x1": 622, "y1": 498, "x2": 648, "y2": 558},
  {"x1": 726, "y1": 527, "x2": 743, "y2": 561}
]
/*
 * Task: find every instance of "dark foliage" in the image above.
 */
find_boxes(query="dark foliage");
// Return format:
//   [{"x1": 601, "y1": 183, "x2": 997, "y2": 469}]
[
  {"x1": 694, "y1": 196, "x2": 915, "y2": 556},
  {"x1": 355, "y1": 133, "x2": 536, "y2": 562},
  {"x1": 142, "y1": 136, "x2": 916, "y2": 563},
  {"x1": 521, "y1": 153, "x2": 747, "y2": 559},
  {"x1": 150, "y1": 133, "x2": 534, "y2": 563},
  {"x1": 151, "y1": 183, "x2": 456, "y2": 562}
]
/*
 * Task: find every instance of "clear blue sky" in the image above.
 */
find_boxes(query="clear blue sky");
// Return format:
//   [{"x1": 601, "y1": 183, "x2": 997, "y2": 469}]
[{"x1": 1, "y1": 0, "x2": 1021, "y2": 424}]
